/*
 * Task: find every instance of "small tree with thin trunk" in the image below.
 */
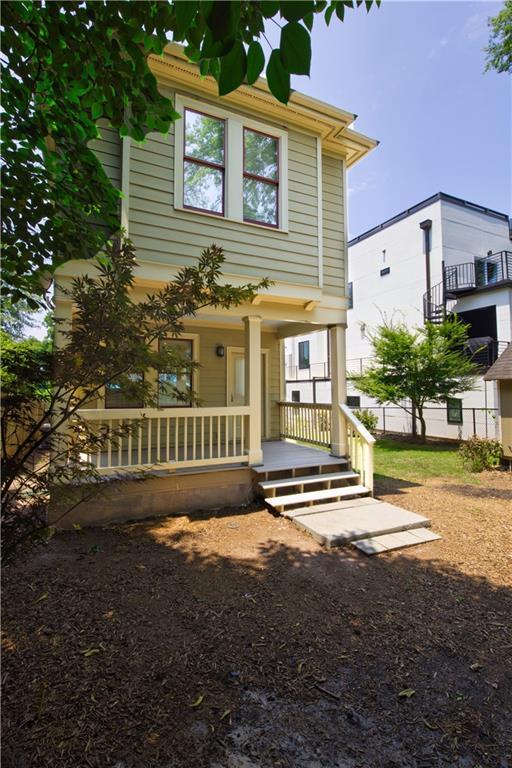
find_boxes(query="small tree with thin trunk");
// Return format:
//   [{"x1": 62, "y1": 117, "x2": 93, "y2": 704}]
[
  {"x1": 1, "y1": 238, "x2": 269, "y2": 565},
  {"x1": 349, "y1": 319, "x2": 480, "y2": 441}
]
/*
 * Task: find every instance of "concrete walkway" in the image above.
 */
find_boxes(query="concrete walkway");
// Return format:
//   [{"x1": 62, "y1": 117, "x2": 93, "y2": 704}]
[{"x1": 287, "y1": 496, "x2": 440, "y2": 552}]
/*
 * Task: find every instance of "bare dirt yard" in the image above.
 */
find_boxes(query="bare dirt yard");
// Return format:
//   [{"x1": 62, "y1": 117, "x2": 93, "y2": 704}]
[{"x1": 2, "y1": 450, "x2": 511, "y2": 768}]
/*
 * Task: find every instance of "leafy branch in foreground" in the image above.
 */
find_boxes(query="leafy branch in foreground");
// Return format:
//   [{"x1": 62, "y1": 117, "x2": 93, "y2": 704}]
[
  {"x1": 1, "y1": 239, "x2": 269, "y2": 565},
  {"x1": 1, "y1": 0, "x2": 380, "y2": 302}
]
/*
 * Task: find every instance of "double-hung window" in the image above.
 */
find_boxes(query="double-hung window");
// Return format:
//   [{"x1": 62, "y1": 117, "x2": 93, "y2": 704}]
[
  {"x1": 175, "y1": 96, "x2": 288, "y2": 230},
  {"x1": 158, "y1": 338, "x2": 194, "y2": 407},
  {"x1": 298, "y1": 340, "x2": 310, "y2": 370},
  {"x1": 183, "y1": 109, "x2": 225, "y2": 216},
  {"x1": 243, "y1": 128, "x2": 279, "y2": 227}
]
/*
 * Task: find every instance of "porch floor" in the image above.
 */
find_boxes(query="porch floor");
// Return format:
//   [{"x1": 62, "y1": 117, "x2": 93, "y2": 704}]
[{"x1": 258, "y1": 440, "x2": 345, "y2": 473}]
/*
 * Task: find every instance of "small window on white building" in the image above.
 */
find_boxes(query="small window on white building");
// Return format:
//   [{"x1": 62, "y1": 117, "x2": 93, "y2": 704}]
[
  {"x1": 347, "y1": 281, "x2": 353, "y2": 309},
  {"x1": 291, "y1": 390, "x2": 301, "y2": 402},
  {"x1": 298, "y1": 340, "x2": 310, "y2": 369},
  {"x1": 446, "y1": 398, "x2": 463, "y2": 425}
]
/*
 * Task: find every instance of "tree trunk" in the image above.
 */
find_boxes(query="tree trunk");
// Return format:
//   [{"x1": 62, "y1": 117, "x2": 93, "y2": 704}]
[
  {"x1": 418, "y1": 408, "x2": 427, "y2": 442},
  {"x1": 411, "y1": 403, "x2": 417, "y2": 438}
]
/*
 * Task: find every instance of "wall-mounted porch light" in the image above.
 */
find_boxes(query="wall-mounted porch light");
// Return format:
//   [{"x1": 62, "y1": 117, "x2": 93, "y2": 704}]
[{"x1": 216, "y1": 345, "x2": 225, "y2": 358}]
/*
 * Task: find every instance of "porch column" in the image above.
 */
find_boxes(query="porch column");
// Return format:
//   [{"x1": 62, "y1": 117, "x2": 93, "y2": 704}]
[
  {"x1": 243, "y1": 315, "x2": 263, "y2": 465},
  {"x1": 329, "y1": 324, "x2": 347, "y2": 457}
]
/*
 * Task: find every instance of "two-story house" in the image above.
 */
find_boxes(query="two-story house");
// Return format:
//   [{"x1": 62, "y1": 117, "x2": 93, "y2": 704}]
[{"x1": 53, "y1": 44, "x2": 378, "y2": 526}]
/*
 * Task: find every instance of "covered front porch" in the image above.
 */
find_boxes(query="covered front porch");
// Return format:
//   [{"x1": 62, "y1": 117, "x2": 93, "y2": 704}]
[{"x1": 74, "y1": 315, "x2": 373, "y2": 491}]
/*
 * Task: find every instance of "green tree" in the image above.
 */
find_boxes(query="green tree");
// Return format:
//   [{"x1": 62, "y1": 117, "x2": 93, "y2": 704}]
[
  {"x1": 485, "y1": 0, "x2": 512, "y2": 74},
  {"x1": 0, "y1": 298, "x2": 43, "y2": 340},
  {"x1": 349, "y1": 319, "x2": 480, "y2": 442},
  {"x1": 1, "y1": 0, "x2": 379, "y2": 303},
  {"x1": 1, "y1": 239, "x2": 268, "y2": 565}
]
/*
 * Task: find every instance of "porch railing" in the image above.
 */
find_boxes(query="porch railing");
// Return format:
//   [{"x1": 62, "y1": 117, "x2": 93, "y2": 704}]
[
  {"x1": 339, "y1": 402, "x2": 375, "y2": 493},
  {"x1": 278, "y1": 401, "x2": 375, "y2": 492},
  {"x1": 75, "y1": 406, "x2": 251, "y2": 474},
  {"x1": 279, "y1": 401, "x2": 332, "y2": 448}
]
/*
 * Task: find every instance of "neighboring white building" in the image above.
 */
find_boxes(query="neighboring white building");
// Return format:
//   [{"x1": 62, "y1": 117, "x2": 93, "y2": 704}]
[{"x1": 286, "y1": 192, "x2": 512, "y2": 439}]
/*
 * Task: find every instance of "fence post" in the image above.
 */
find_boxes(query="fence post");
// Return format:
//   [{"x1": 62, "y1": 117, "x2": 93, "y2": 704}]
[
  {"x1": 382, "y1": 407, "x2": 386, "y2": 434},
  {"x1": 472, "y1": 408, "x2": 477, "y2": 437}
]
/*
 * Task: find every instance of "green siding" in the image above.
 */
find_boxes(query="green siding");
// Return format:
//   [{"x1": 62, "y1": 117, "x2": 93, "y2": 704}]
[
  {"x1": 322, "y1": 155, "x2": 345, "y2": 296},
  {"x1": 89, "y1": 112, "x2": 347, "y2": 296},
  {"x1": 90, "y1": 122, "x2": 121, "y2": 188},
  {"x1": 128, "y1": 124, "x2": 320, "y2": 286}
]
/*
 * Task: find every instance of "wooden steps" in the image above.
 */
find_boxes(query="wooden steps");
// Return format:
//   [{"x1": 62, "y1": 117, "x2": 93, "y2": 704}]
[
  {"x1": 266, "y1": 484, "x2": 370, "y2": 512},
  {"x1": 255, "y1": 443, "x2": 440, "y2": 553},
  {"x1": 259, "y1": 470, "x2": 360, "y2": 493}
]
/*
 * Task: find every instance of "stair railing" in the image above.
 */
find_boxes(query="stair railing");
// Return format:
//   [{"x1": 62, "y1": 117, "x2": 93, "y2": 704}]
[{"x1": 339, "y1": 403, "x2": 376, "y2": 493}]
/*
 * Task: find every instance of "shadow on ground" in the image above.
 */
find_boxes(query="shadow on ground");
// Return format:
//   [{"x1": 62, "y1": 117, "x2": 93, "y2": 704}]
[{"x1": 2, "y1": 508, "x2": 511, "y2": 768}]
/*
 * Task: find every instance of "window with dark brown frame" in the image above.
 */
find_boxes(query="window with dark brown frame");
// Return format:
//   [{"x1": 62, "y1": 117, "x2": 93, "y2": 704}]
[
  {"x1": 243, "y1": 127, "x2": 279, "y2": 227},
  {"x1": 158, "y1": 338, "x2": 194, "y2": 407},
  {"x1": 105, "y1": 373, "x2": 144, "y2": 409},
  {"x1": 183, "y1": 109, "x2": 225, "y2": 216}
]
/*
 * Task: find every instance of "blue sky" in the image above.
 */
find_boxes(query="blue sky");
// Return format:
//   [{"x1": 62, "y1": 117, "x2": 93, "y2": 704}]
[{"x1": 268, "y1": 0, "x2": 510, "y2": 239}]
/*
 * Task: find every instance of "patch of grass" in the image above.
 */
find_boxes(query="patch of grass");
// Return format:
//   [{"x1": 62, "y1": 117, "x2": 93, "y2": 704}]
[{"x1": 375, "y1": 437, "x2": 472, "y2": 483}]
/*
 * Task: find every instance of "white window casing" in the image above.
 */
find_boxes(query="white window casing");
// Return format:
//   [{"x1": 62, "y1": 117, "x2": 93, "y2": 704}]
[{"x1": 174, "y1": 94, "x2": 289, "y2": 232}]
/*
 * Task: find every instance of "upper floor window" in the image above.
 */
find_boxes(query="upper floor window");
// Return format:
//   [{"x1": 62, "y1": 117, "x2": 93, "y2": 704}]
[
  {"x1": 183, "y1": 109, "x2": 225, "y2": 216},
  {"x1": 174, "y1": 96, "x2": 289, "y2": 231},
  {"x1": 347, "y1": 281, "x2": 353, "y2": 309},
  {"x1": 243, "y1": 128, "x2": 279, "y2": 227}
]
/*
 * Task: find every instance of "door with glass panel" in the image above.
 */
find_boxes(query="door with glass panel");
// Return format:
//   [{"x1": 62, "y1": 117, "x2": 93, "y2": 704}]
[{"x1": 227, "y1": 349, "x2": 268, "y2": 439}]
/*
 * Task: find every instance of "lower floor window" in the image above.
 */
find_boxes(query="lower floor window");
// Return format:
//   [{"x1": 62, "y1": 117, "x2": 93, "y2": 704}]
[
  {"x1": 291, "y1": 390, "x2": 300, "y2": 402},
  {"x1": 105, "y1": 373, "x2": 144, "y2": 409},
  {"x1": 158, "y1": 338, "x2": 194, "y2": 407},
  {"x1": 446, "y1": 397, "x2": 463, "y2": 425},
  {"x1": 347, "y1": 395, "x2": 361, "y2": 408}
]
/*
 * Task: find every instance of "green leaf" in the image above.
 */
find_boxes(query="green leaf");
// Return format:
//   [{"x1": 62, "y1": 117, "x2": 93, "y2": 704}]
[
  {"x1": 398, "y1": 688, "x2": 416, "y2": 698},
  {"x1": 218, "y1": 39, "x2": 247, "y2": 95},
  {"x1": 91, "y1": 102, "x2": 103, "y2": 120},
  {"x1": 280, "y1": 1, "x2": 315, "y2": 21},
  {"x1": 266, "y1": 50, "x2": 290, "y2": 104},
  {"x1": 336, "y1": 2, "x2": 345, "y2": 21},
  {"x1": 205, "y1": 1, "x2": 241, "y2": 42},
  {"x1": 174, "y1": 1, "x2": 198, "y2": 39},
  {"x1": 280, "y1": 22, "x2": 311, "y2": 75},
  {"x1": 303, "y1": 12, "x2": 314, "y2": 31},
  {"x1": 246, "y1": 41, "x2": 265, "y2": 84},
  {"x1": 261, "y1": 0, "x2": 280, "y2": 17}
]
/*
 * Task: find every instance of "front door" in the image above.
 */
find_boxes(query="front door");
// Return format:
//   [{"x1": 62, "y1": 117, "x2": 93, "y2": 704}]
[{"x1": 227, "y1": 349, "x2": 268, "y2": 438}]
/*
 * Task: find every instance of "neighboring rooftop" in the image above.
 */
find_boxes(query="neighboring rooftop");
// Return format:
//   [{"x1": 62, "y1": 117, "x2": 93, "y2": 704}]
[
  {"x1": 348, "y1": 192, "x2": 511, "y2": 247},
  {"x1": 484, "y1": 343, "x2": 512, "y2": 381}
]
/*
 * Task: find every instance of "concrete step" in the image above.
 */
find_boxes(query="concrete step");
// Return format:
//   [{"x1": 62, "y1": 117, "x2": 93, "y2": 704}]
[
  {"x1": 353, "y1": 527, "x2": 441, "y2": 555},
  {"x1": 291, "y1": 501, "x2": 430, "y2": 548},
  {"x1": 266, "y1": 484, "x2": 369, "y2": 511},
  {"x1": 259, "y1": 470, "x2": 359, "y2": 493},
  {"x1": 283, "y1": 496, "x2": 381, "y2": 520}
]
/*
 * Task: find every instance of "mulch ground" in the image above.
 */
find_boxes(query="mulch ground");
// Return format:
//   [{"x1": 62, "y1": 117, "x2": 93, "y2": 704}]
[{"x1": 2, "y1": 470, "x2": 511, "y2": 768}]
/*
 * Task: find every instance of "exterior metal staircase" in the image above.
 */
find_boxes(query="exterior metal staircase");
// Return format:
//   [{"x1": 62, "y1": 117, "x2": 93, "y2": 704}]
[{"x1": 423, "y1": 251, "x2": 512, "y2": 325}]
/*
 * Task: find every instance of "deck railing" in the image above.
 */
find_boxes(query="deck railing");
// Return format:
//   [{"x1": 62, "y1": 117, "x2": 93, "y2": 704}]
[
  {"x1": 278, "y1": 401, "x2": 332, "y2": 448},
  {"x1": 75, "y1": 406, "x2": 251, "y2": 473},
  {"x1": 278, "y1": 401, "x2": 375, "y2": 492}
]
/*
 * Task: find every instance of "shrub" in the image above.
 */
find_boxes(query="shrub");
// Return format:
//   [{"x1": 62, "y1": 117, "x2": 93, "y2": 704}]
[
  {"x1": 353, "y1": 408, "x2": 378, "y2": 435},
  {"x1": 459, "y1": 436, "x2": 503, "y2": 472}
]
